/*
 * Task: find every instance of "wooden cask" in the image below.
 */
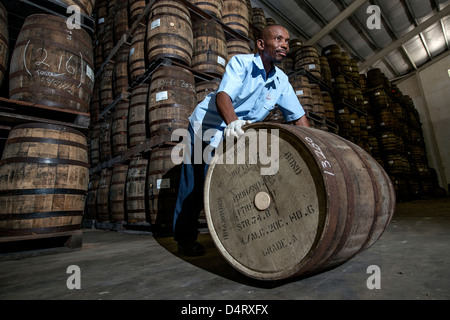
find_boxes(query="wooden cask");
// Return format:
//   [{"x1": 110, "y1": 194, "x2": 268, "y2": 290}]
[
  {"x1": 192, "y1": 19, "x2": 228, "y2": 77},
  {"x1": 126, "y1": 156, "x2": 149, "y2": 225},
  {"x1": 223, "y1": 0, "x2": 249, "y2": 37},
  {"x1": 129, "y1": 0, "x2": 147, "y2": 25},
  {"x1": 290, "y1": 74, "x2": 313, "y2": 113},
  {"x1": 295, "y1": 45, "x2": 321, "y2": 78},
  {"x1": 227, "y1": 38, "x2": 251, "y2": 59},
  {"x1": 89, "y1": 122, "x2": 102, "y2": 167},
  {"x1": 204, "y1": 123, "x2": 396, "y2": 280},
  {"x1": 112, "y1": 100, "x2": 129, "y2": 157},
  {"x1": 99, "y1": 63, "x2": 114, "y2": 112},
  {"x1": 146, "y1": 0, "x2": 193, "y2": 67},
  {"x1": 99, "y1": 114, "x2": 112, "y2": 163},
  {"x1": 196, "y1": 79, "x2": 220, "y2": 103},
  {"x1": 148, "y1": 65, "x2": 197, "y2": 141},
  {"x1": 96, "y1": 168, "x2": 112, "y2": 222},
  {"x1": 113, "y1": 46, "x2": 130, "y2": 97},
  {"x1": 0, "y1": 123, "x2": 89, "y2": 236},
  {"x1": 102, "y1": 16, "x2": 114, "y2": 61},
  {"x1": 147, "y1": 146, "x2": 183, "y2": 232},
  {"x1": 85, "y1": 174, "x2": 99, "y2": 221},
  {"x1": 109, "y1": 163, "x2": 128, "y2": 223},
  {"x1": 252, "y1": 7, "x2": 266, "y2": 31},
  {"x1": 114, "y1": 1, "x2": 129, "y2": 44},
  {"x1": 128, "y1": 84, "x2": 149, "y2": 148},
  {"x1": 191, "y1": 0, "x2": 223, "y2": 20},
  {"x1": 129, "y1": 25, "x2": 147, "y2": 84},
  {"x1": 9, "y1": 14, "x2": 94, "y2": 113},
  {"x1": 0, "y1": 2, "x2": 8, "y2": 88}
]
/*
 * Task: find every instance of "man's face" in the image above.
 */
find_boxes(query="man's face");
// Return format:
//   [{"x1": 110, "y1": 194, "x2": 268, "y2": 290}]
[{"x1": 258, "y1": 26, "x2": 290, "y2": 64}]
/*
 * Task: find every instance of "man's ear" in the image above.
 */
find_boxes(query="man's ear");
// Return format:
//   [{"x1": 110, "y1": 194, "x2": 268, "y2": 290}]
[{"x1": 257, "y1": 39, "x2": 264, "y2": 51}]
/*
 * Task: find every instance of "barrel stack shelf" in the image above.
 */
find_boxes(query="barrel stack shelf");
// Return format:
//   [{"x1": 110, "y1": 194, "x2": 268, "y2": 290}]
[
  {"x1": 287, "y1": 67, "x2": 339, "y2": 134},
  {"x1": 85, "y1": 0, "x2": 254, "y2": 234},
  {"x1": 0, "y1": 0, "x2": 96, "y2": 256}
]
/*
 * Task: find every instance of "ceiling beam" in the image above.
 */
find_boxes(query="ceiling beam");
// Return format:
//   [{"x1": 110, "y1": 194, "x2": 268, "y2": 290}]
[
  {"x1": 334, "y1": 0, "x2": 400, "y2": 77},
  {"x1": 294, "y1": 0, "x2": 364, "y2": 61},
  {"x1": 251, "y1": 0, "x2": 311, "y2": 42},
  {"x1": 359, "y1": 4, "x2": 450, "y2": 71},
  {"x1": 304, "y1": 0, "x2": 367, "y2": 46},
  {"x1": 370, "y1": 0, "x2": 418, "y2": 72}
]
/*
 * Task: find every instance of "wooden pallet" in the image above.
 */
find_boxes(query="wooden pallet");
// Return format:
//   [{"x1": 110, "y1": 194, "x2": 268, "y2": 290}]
[
  {"x1": 0, "y1": 229, "x2": 83, "y2": 260},
  {"x1": 0, "y1": 97, "x2": 90, "y2": 133}
]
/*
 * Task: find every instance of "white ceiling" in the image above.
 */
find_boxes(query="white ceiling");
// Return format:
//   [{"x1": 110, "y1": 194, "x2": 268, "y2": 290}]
[{"x1": 250, "y1": 0, "x2": 450, "y2": 82}]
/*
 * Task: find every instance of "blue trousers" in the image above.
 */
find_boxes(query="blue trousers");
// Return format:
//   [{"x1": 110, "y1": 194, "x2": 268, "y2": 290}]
[{"x1": 173, "y1": 124, "x2": 212, "y2": 242}]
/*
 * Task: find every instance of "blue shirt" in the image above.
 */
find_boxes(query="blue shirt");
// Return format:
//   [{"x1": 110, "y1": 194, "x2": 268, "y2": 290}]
[{"x1": 189, "y1": 53, "x2": 305, "y2": 147}]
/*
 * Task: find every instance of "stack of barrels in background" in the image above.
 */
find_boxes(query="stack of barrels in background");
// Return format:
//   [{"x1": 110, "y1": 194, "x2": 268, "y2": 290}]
[
  {"x1": 84, "y1": 0, "x2": 257, "y2": 233},
  {"x1": 0, "y1": 1, "x2": 96, "y2": 240}
]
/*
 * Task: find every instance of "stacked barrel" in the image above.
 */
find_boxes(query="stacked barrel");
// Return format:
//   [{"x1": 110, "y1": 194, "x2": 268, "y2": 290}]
[
  {"x1": 85, "y1": 0, "x2": 257, "y2": 233},
  {"x1": 0, "y1": 2, "x2": 97, "y2": 238},
  {"x1": 363, "y1": 68, "x2": 434, "y2": 200},
  {"x1": 321, "y1": 44, "x2": 370, "y2": 151}
]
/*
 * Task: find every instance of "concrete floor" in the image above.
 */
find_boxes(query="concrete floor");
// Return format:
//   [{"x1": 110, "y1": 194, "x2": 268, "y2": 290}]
[{"x1": 0, "y1": 197, "x2": 449, "y2": 301}]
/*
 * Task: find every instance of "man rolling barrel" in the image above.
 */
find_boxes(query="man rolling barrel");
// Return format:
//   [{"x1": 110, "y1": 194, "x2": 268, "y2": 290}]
[{"x1": 173, "y1": 24, "x2": 310, "y2": 256}]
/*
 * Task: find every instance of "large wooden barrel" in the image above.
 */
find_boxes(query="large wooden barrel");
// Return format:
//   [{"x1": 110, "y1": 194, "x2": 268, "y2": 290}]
[
  {"x1": 114, "y1": 1, "x2": 129, "y2": 44},
  {"x1": 109, "y1": 163, "x2": 128, "y2": 223},
  {"x1": 96, "y1": 168, "x2": 112, "y2": 222},
  {"x1": 129, "y1": 0, "x2": 147, "y2": 25},
  {"x1": 204, "y1": 123, "x2": 396, "y2": 280},
  {"x1": 223, "y1": 0, "x2": 249, "y2": 37},
  {"x1": 191, "y1": 0, "x2": 223, "y2": 20},
  {"x1": 147, "y1": 146, "x2": 183, "y2": 233},
  {"x1": 85, "y1": 174, "x2": 99, "y2": 221},
  {"x1": 99, "y1": 114, "x2": 112, "y2": 163},
  {"x1": 295, "y1": 45, "x2": 321, "y2": 78},
  {"x1": 146, "y1": 0, "x2": 193, "y2": 67},
  {"x1": 148, "y1": 65, "x2": 197, "y2": 141},
  {"x1": 128, "y1": 84, "x2": 149, "y2": 148},
  {"x1": 0, "y1": 123, "x2": 89, "y2": 236},
  {"x1": 113, "y1": 46, "x2": 130, "y2": 97},
  {"x1": 129, "y1": 25, "x2": 147, "y2": 84},
  {"x1": 112, "y1": 100, "x2": 129, "y2": 157},
  {"x1": 289, "y1": 74, "x2": 313, "y2": 113},
  {"x1": 100, "y1": 63, "x2": 114, "y2": 112},
  {"x1": 9, "y1": 14, "x2": 94, "y2": 113},
  {"x1": 0, "y1": 2, "x2": 8, "y2": 88},
  {"x1": 252, "y1": 7, "x2": 266, "y2": 31},
  {"x1": 227, "y1": 38, "x2": 251, "y2": 59},
  {"x1": 196, "y1": 79, "x2": 220, "y2": 103},
  {"x1": 102, "y1": 16, "x2": 114, "y2": 61},
  {"x1": 126, "y1": 155, "x2": 149, "y2": 225},
  {"x1": 192, "y1": 19, "x2": 228, "y2": 77}
]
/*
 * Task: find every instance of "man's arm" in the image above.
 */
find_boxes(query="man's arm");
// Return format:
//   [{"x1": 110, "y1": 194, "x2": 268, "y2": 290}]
[
  {"x1": 291, "y1": 115, "x2": 310, "y2": 127},
  {"x1": 216, "y1": 91, "x2": 239, "y2": 125}
]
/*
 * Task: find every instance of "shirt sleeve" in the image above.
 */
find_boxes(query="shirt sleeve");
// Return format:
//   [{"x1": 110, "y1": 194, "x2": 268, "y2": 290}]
[
  {"x1": 216, "y1": 55, "x2": 249, "y2": 101},
  {"x1": 277, "y1": 82, "x2": 306, "y2": 122}
]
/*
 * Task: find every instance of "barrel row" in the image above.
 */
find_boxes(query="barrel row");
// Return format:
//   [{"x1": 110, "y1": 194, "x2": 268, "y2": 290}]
[
  {"x1": 89, "y1": 65, "x2": 221, "y2": 167},
  {"x1": 86, "y1": 146, "x2": 181, "y2": 233}
]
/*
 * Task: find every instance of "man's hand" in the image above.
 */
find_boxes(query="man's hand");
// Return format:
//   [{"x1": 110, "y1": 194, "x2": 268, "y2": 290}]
[{"x1": 224, "y1": 120, "x2": 252, "y2": 139}]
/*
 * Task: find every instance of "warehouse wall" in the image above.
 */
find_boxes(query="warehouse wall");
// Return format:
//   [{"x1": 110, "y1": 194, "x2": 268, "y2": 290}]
[{"x1": 396, "y1": 54, "x2": 450, "y2": 193}]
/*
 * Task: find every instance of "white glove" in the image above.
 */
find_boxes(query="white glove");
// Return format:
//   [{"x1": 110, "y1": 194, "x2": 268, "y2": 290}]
[{"x1": 224, "y1": 120, "x2": 251, "y2": 139}]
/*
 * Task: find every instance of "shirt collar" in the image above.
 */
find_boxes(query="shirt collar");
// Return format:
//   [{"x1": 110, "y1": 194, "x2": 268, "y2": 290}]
[{"x1": 253, "y1": 53, "x2": 280, "y2": 84}]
